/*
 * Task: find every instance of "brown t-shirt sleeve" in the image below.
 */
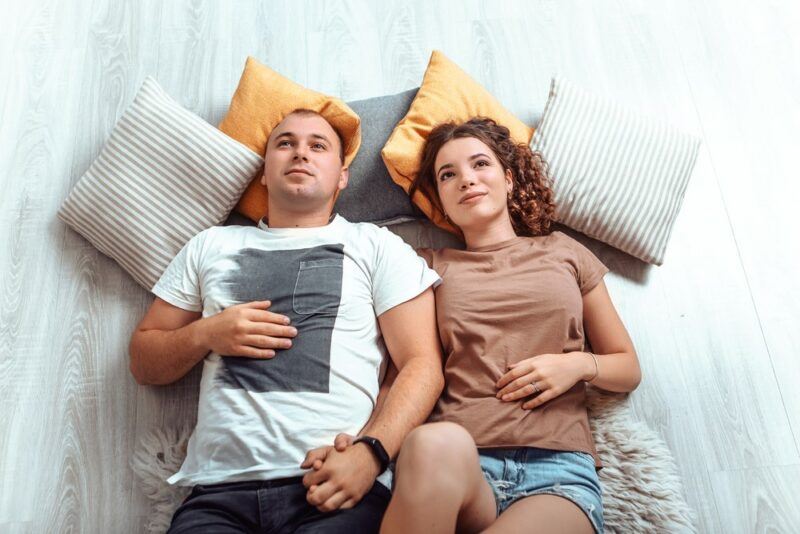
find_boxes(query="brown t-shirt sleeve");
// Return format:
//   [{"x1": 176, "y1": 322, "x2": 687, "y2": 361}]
[{"x1": 561, "y1": 234, "x2": 609, "y2": 295}]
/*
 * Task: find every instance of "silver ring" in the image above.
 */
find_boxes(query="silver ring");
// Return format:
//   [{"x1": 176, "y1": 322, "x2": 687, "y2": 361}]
[{"x1": 532, "y1": 381, "x2": 541, "y2": 394}]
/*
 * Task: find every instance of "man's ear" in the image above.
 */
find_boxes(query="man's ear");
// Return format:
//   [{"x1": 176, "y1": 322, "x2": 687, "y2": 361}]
[{"x1": 338, "y1": 167, "x2": 349, "y2": 191}]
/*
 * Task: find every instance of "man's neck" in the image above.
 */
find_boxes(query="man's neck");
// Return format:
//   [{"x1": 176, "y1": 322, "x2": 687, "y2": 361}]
[{"x1": 264, "y1": 204, "x2": 335, "y2": 229}]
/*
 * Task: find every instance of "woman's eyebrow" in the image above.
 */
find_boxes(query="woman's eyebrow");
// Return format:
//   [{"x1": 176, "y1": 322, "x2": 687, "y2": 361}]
[{"x1": 437, "y1": 153, "x2": 491, "y2": 175}]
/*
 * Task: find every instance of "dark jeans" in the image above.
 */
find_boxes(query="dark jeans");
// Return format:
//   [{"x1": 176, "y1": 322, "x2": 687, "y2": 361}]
[{"x1": 167, "y1": 477, "x2": 391, "y2": 534}]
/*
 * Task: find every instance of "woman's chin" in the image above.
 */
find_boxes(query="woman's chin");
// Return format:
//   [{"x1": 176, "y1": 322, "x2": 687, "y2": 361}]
[{"x1": 453, "y1": 205, "x2": 504, "y2": 228}]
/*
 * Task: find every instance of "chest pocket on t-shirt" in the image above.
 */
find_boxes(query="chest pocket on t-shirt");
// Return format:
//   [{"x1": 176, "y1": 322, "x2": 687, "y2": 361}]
[{"x1": 293, "y1": 259, "x2": 343, "y2": 315}]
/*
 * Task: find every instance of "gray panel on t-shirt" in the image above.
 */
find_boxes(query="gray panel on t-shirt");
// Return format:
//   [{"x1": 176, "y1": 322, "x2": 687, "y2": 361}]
[{"x1": 216, "y1": 244, "x2": 344, "y2": 393}]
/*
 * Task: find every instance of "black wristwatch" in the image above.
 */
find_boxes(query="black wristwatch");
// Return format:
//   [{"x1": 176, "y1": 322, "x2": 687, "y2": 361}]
[{"x1": 353, "y1": 436, "x2": 390, "y2": 473}]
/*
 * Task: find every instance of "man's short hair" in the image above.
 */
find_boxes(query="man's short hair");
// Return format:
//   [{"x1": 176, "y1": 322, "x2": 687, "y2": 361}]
[{"x1": 284, "y1": 108, "x2": 345, "y2": 164}]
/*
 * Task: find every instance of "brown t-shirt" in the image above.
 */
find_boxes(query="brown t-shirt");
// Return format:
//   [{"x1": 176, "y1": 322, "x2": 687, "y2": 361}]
[{"x1": 417, "y1": 231, "x2": 609, "y2": 468}]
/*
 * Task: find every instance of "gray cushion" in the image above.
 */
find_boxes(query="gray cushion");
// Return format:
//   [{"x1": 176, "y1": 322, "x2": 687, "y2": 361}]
[{"x1": 335, "y1": 89, "x2": 424, "y2": 225}]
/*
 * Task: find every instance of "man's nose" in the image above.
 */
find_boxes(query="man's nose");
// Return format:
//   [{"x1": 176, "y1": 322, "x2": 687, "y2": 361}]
[{"x1": 293, "y1": 145, "x2": 309, "y2": 161}]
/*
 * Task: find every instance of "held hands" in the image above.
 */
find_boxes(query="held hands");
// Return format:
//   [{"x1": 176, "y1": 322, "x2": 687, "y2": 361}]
[
  {"x1": 199, "y1": 301, "x2": 297, "y2": 358},
  {"x1": 496, "y1": 352, "x2": 594, "y2": 410},
  {"x1": 300, "y1": 433, "x2": 380, "y2": 513}
]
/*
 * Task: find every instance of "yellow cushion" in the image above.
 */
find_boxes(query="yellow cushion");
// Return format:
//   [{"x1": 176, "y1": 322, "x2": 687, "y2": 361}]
[
  {"x1": 381, "y1": 50, "x2": 533, "y2": 233},
  {"x1": 219, "y1": 57, "x2": 361, "y2": 222}
]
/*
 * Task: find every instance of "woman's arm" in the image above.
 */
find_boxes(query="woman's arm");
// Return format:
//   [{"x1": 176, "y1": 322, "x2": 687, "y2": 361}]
[{"x1": 581, "y1": 280, "x2": 641, "y2": 392}]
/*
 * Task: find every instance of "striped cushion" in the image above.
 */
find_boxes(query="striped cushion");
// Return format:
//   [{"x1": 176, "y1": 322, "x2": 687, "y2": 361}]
[
  {"x1": 58, "y1": 77, "x2": 264, "y2": 290},
  {"x1": 531, "y1": 78, "x2": 700, "y2": 265}
]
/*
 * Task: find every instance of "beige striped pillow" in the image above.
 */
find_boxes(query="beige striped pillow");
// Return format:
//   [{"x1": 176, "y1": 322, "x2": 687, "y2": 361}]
[
  {"x1": 58, "y1": 77, "x2": 264, "y2": 290},
  {"x1": 531, "y1": 78, "x2": 701, "y2": 265}
]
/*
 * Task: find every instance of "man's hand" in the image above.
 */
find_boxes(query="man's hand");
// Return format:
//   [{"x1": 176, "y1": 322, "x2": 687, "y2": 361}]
[
  {"x1": 199, "y1": 300, "x2": 297, "y2": 358},
  {"x1": 301, "y1": 433, "x2": 356, "y2": 471},
  {"x1": 300, "y1": 435, "x2": 379, "y2": 513}
]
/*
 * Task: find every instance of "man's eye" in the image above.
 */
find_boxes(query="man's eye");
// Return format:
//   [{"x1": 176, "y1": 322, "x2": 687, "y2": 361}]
[
  {"x1": 278, "y1": 140, "x2": 291, "y2": 147},
  {"x1": 312, "y1": 143, "x2": 326, "y2": 150}
]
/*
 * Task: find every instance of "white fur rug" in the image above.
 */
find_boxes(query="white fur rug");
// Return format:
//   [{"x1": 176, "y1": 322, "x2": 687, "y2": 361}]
[{"x1": 131, "y1": 389, "x2": 696, "y2": 533}]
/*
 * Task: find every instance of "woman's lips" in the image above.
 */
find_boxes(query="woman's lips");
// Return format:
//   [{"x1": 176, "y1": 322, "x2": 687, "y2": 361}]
[{"x1": 459, "y1": 192, "x2": 487, "y2": 204}]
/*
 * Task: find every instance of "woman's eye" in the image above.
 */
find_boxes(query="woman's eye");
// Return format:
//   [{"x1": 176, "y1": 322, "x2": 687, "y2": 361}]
[
  {"x1": 439, "y1": 172, "x2": 454, "y2": 181},
  {"x1": 476, "y1": 160, "x2": 489, "y2": 167}
]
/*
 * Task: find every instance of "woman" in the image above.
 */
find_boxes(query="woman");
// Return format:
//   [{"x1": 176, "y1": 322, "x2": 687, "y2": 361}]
[{"x1": 378, "y1": 117, "x2": 641, "y2": 534}]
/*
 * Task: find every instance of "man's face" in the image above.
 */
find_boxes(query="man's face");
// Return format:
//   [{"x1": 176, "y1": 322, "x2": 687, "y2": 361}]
[{"x1": 261, "y1": 113, "x2": 348, "y2": 211}]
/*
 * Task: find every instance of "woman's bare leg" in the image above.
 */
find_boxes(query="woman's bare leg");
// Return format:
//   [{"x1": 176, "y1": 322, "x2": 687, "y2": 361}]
[
  {"x1": 483, "y1": 494, "x2": 595, "y2": 534},
  {"x1": 379, "y1": 422, "x2": 497, "y2": 534}
]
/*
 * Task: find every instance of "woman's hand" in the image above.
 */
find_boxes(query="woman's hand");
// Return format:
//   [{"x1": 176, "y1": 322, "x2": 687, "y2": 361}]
[{"x1": 495, "y1": 352, "x2": 594, "y2": 410}]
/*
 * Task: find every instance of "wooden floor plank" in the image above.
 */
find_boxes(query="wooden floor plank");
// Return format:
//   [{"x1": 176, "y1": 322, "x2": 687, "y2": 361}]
[
  {"x1": 673, "y1": 0, "x2": 800, "y2": 456},
  {"x1": 711, "y1": 465, "x2": 800, "y2": 534}
]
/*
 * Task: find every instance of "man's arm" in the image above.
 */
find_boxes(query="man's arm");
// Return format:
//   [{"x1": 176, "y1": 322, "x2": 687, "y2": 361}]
[
  {"x1": 360, "y1": 361, "x2": 399, "y2": 435},
  {"x1": 302, "y1": 287, "x2": 444, "y2": 511},
  {"x1": 129, "y1": 298, "x2": 296, "y2": 386},
  {"x1": 358, "y1": 287, "x2": 444, "y2": 457}
]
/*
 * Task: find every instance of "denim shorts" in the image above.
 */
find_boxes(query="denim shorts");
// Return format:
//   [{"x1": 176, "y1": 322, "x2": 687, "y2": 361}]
[{"x1": 478, "y1": 447, "x2": 604, "y2": 533}]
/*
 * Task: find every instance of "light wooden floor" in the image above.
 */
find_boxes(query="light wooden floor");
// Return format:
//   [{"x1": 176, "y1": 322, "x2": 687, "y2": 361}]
[{"x1": 2, "y1": 0, "x2": 799, "y2": 532}]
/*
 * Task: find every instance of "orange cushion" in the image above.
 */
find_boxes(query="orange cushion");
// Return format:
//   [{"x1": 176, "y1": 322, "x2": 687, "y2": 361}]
[
  {"x1": 381, "y1": 50, "x2": 533, "y2": 233},
  {"x1": 219, "y1": 57, "x2": 361, "y2": 222}
]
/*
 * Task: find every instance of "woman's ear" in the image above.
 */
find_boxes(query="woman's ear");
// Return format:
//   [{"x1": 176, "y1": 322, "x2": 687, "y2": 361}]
[{"x1": 505, "y1": 168, "x2": 513, "y2": 193}]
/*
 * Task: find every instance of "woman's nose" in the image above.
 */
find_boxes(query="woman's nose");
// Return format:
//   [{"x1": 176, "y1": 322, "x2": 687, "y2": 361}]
[{"x1": 459, "y1": 176, "x2": 476, "y2": 189}]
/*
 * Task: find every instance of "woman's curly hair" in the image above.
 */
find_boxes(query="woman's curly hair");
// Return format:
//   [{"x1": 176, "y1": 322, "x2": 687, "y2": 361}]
[{"x1": 410, "y1": 117, "x2": 556, "y2": 237}]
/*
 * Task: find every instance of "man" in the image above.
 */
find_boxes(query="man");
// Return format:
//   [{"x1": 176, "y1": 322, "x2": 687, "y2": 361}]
[{"x1": 129, "y1": 109, "x2": 444, "y2": 533}]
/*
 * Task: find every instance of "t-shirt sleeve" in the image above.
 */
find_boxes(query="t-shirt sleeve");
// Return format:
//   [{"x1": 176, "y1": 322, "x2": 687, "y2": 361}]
[
  {"x1": 151, "y1": 230, "x2": 210, "y2": 312},
  {"x1": 371, "y1": 229, "x2": 442, "y2": 317},
  {"x1": 564, "y1": 234, "x2": 609, "y2": 295}
]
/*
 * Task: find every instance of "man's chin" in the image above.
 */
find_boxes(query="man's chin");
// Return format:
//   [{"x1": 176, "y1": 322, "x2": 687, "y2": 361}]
[{"x1": 269, "y1": 185, "x2": 331, "y2": 207}]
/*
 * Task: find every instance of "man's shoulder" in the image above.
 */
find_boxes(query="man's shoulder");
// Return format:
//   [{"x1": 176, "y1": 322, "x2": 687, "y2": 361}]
[
  {"x1": 183, "y1": 225, "x2": 257, "y2": 255},
  {"x1": 200, "y1": 224, "x2": 257, "y2": 240}
]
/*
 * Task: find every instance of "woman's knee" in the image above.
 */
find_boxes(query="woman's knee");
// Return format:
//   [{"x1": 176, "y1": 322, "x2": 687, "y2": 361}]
[{"x1": 396, "y1": 422, "x2": 477, "y2": 473}]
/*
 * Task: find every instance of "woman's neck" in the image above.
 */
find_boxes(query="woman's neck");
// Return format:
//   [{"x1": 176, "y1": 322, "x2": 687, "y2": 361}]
[{"x1": 462, "y1": 216, "x2": 517, "y2": 250}]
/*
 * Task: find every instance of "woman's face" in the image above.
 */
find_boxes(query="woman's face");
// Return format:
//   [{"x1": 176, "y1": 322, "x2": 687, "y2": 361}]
[{"x1": 434, "y1": 136, "x2": 513, "y2": 231}]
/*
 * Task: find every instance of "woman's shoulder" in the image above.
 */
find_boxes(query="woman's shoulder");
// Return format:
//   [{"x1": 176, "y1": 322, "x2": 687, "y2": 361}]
[{"x1": 534, "y1": 230, "x2": 584, "y2": 252}]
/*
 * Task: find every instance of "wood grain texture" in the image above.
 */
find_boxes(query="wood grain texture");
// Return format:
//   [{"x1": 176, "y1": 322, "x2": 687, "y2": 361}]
[
  {"x1": 1, "y1": 1, "x2": 799, "y2": 532},
  {"x1": 711, "y1": 465, "x2": 800, "y2": 534}
]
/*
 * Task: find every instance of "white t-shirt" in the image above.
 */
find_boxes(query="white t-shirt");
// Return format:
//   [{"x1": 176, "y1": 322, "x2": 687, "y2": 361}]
[{"x1": 152, "y1": 215, "x2": 440, "y2": 487}]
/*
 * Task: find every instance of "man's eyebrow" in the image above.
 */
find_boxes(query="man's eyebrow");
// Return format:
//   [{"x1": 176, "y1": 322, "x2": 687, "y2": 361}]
[
  {"x1": 437, "y1": 153, "x2": 491, "y2": 175},
  {"x1": 273, "y1": 131, "x2": 332, "y2": 145},
  {"x1": 310, "y1": 133, "x2": 332, "y2": 144}
]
